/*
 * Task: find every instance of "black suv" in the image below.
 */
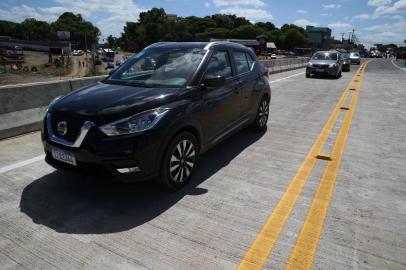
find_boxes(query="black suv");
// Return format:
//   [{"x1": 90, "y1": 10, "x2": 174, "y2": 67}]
[{"x1": 42, "y1": 42, "x2": 271, "y2": 189}]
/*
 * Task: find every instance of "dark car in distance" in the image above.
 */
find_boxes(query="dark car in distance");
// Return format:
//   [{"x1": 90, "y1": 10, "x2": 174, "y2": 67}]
[
  {"x1": 306, "y1": 51, "x2": 343, "y2": 78},
  {"x1": 42, "y1": 42, "x2": 271, "y2": 190},
  {"x1": 342, "y1": 53, "x2": 351, "y2": 72}
]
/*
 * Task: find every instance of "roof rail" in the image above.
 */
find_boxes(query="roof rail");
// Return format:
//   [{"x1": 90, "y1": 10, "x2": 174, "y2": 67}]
[
  {"x1": 144, "y1": 42, "x2": 173, "y2": 50},
  {"x1": 204, "y1": 41, "x2": 242, "y2": 50}
]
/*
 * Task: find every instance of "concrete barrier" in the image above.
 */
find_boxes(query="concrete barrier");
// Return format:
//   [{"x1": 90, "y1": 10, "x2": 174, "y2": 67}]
[
  {"x1": 260, "y1": 58, "x2": 309, "y2": 74},
  {"x1": 0, "y1": 75, "x2": 106, "y2": 139},
  {"x1": 0, "y1": 75, "x2": 106, "y2": 115}
]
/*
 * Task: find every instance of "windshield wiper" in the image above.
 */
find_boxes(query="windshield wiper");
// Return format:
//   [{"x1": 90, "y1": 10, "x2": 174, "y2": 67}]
[{"x1": 105, "y1": 79, "x2": 152, "y2": 88}]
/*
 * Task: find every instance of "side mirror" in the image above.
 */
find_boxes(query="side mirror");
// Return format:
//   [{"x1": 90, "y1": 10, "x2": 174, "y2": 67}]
[{"x1": 203, "y1": 76, "x2": 226, "y2": 88}]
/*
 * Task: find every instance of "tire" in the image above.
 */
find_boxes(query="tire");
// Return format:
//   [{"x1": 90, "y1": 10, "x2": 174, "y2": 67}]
[
  {"x1": 252, "y1": 95, "x2": 269, "y2": 131},
  {"x1": 306, "y1": 73, "x2": 310, "y2": 78},
  {"x1": 159, "y1": 131, "x2": 199, "y2": 190}
]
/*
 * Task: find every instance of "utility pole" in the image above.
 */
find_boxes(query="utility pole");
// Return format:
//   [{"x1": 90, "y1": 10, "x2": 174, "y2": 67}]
[
  {"x1": 350, "y1": 28, "x2": 355, "y2": 44},
  {"x1": 84, "y1": 32, "x2": 88, "y2": 52},
  {"x1": 92, "y1": 43, "x2": 96, "y2": 76}
]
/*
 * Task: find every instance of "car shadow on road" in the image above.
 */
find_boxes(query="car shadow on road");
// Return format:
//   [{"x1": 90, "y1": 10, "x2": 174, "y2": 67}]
[{"x1": 19, "y1": 128, "x2": 266, "y2": 234}]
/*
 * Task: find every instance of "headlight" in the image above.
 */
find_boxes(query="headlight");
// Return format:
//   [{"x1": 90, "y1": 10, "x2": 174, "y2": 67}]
[
  {"x1": 329, "y1": 63, "x2": 337, "y2": 68},
  {"x1": 47, "y1": 96, "x2": 62, "y2": 111},
  {"x1": 307, "y1": 62, "x2": 313, "y2": 67},
  {"x1": 99, "y1": 108, "x2": 169, "y2": 136}
]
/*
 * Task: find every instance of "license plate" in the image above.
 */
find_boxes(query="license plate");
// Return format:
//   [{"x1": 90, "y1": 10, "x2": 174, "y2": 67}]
[
  {"x1": 51, "y1": 147, "x2": 77, "y2": 166},
  {"x1": 316, "y1": 68, "x2": 325, "y2": 72}
]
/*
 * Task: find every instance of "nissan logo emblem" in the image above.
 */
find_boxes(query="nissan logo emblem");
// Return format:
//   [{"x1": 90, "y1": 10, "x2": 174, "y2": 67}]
[{"x1": 57, "y1": 121, "x2": 68, "y2": 136}]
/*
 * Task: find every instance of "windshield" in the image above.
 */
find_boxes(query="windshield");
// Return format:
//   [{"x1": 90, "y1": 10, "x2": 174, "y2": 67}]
[
  {"x1": 107, "y1": 47, "x2": 206, "y2": 88},
  {"x1": 350, "y1": 52, "x2": 360, "y2": 57},
  {"x1": 312, "y1": 52, "x2": 337, "y2": 60},
  {"x1": 342, "y1": 53, "x2": 349, "y2": 59}
]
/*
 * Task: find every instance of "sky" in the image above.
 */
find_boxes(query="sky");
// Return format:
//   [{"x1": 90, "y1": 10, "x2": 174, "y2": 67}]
[{"x1": 1, "y1": 0, "x2": 405, "y2": 47}]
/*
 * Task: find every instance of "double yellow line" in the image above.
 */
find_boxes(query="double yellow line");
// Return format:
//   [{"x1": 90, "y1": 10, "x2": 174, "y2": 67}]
[{"x1": 237, "y1": 62, "x2": 371, "y2": 270}]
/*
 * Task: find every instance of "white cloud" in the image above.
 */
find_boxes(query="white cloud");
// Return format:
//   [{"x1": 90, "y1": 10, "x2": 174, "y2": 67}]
[
  {"x1": 293, "y1": 19, "x2": 319, "y2": 27},
  {"x1": 322, "y1": 4, "x2": 342, "y2": 9},
  {"x1": 374, "y1": 0, "x2": 406, "y2": 14},
  {"x1": 360, "y1": 31, "x2": 402, "y2": 44},
  {"x1": 327, "y1": 22, "x2": 353, "y2": 32},
  {"x1": 321, "y1": 13, "x2": 331, "y2": 16},
  {"x1": 353, "y1": 0, "x2": 406, "y2": 20},
  {"x1": 205, "y1": 2, "x2": 211, "y2": 7},
  {"x1": 0, "y1": 0, "x2": 145, "y2": 37},
  {"x1": 352, "y1": 13, "x2": 375, "y2": 20},
  {"x1": 392, "y1": 14, "x2": 404, "y2": 19},
  {"x1": 213, "y1": 0, "x2": 265, "y2": 8},
  {"x1": 220, "y1": 6, "x2": 273, "y2": 21},
  {"x1": 359, "y1": 20, "x2": 406, "y2": 44},
  {"x1": 368, "y1": 0, "x2": 392, "y2": 7},
  {"x1": 296, "y1": 9, "x2": 308, "y2": 14},
  {"x1": 0, "y1": 4, "x2": 52, "y2": 22}
]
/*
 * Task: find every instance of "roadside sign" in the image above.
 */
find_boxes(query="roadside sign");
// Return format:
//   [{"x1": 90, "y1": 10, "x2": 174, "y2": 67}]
[{"x1": 57, "y1": 31, "x2": 70, "y2": 40}]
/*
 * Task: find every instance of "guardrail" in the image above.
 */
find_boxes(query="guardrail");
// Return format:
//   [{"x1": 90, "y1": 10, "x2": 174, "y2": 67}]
[{"x1": 260, "y1": 58, "x2": 309, "y2": 73}]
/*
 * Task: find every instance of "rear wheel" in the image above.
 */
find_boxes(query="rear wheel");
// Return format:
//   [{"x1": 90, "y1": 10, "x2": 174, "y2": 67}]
[
  {"x1": 252, "y1": 96, "x2": 269, "y2": 131},
  {"x1": 159, "y1": 132, "x2": 199, "y2": 190}
]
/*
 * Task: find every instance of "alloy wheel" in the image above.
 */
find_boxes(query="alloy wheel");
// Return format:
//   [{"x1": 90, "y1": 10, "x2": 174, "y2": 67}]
[
  {"x1": 169, "y1": 139, "x2": 196, "y2": 183},
  {"x1": 258, "y1": 98, "x2": 269, "y2": 127}
]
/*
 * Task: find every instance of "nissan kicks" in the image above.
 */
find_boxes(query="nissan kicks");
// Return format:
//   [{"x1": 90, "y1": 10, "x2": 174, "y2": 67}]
[{"x1": 42, "y1": 42, "x2": 271, "y2": 190}]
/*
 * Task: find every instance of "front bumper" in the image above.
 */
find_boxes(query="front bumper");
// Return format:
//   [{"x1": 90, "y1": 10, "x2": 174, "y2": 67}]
[
  {"x1": 350, "y1": 58, "x2": 361, "y2": 64},
  {"x1": 306, "y1": 66, "x2": 338, "y2": 76},
  {"x1": 42, "y1": 116, "x2": 163, "y2": 182}
]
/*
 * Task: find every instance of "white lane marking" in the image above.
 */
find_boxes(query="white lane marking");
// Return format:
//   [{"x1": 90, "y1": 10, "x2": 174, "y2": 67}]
[
  {"x1": 0, "y1": 154, "x2": 45, "y2": 174},
  {"x1": 269, "y1": 71, "x2": 305, "y2": 84},
  {"x1": 391, "y1": 59, "x2": 406, "y2": 71}
]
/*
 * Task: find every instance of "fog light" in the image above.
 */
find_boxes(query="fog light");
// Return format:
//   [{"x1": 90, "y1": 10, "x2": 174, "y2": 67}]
[{"x1": 117, "y1": 167, "x2": 141, "y2": 173}]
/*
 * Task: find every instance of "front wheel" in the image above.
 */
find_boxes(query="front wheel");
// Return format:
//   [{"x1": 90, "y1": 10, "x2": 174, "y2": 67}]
[
  {"x1": 252, "y1": 96, "x2": 269, "y2": 131},
  {"x1": 159, "y1": 132, "x2": 199, "y2": 190}
]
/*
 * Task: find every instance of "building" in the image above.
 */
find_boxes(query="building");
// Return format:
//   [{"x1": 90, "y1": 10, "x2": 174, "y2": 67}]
[{"x1": 305, "y1": 26, "x2": 332, "y2": 50}]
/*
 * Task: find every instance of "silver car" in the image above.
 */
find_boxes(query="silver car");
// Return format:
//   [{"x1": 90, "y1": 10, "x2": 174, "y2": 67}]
[
  {"x1": 349, "y1": 52, "x2": 361, "y2": 65},
  {"x1": 306, "y1": 51, "x2": 343, "y2": 79}
]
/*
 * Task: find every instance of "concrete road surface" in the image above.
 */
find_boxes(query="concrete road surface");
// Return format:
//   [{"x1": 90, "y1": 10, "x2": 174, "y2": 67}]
[{"x1": 0, "y1": 59, "x2": 405, "y2": 269}]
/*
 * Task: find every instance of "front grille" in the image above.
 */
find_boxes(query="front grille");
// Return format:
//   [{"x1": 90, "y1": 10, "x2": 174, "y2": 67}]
[
  {"x1": 313, "y1": 64, "x2": 329, "y2": 68},
  {"x1": 51, "y1": 113, "x2": 84, "y2": 142}
]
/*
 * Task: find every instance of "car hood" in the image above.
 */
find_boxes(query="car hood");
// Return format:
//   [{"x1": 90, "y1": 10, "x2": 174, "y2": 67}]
[
  {"x1": 50, "y1": 81, "x2": 181, "y2": 120},
  {"x1": 309, "y1": 60, "x2": 336, "y2": 65},
  {"x1": 350, "y1": 55, "x2": 360, "y2": 59}
]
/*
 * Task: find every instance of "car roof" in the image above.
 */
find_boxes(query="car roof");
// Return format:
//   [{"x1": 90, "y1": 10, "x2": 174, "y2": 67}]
[
  {"x1": 315, "y1": 50, "x2": 340, "y2": 54},
  {"x1": 146, "y1": 41, "x2": 249, "y2": 51}
]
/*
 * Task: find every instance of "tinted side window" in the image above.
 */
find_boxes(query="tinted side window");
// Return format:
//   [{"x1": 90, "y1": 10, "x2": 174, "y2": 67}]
[
  {"x1": 204, "y1": 50, "x2": 232, "y2": 79},
  {"x1": 233, "y1": 51, "x2": 250, "y2": 74},
  {"x1": 246, "y1": 53, "x2": 255, "y2": 70}
]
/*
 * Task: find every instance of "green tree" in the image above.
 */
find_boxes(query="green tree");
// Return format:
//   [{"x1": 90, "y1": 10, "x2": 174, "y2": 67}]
[
  {"x1": 255, "y1": 22, "x2": 276, "y2": 32},
  {"x1": 281, "y1": 28, "x2": 308, "y2": 50},
  {"x1": 51, "y1": 12, "x2": 100, "y2": 49},
  {"x1": 0, "y1": 20, "x2": 19, "y2": 37},
  {"x1": 265, "y1": 29, "x2": 283, "y2": 48},
  {"x1": 231, "y1": 25, "x2": 263, "y2": 39},
  {"x1": 20, "y1": 19, "x2": 51, "y2": 40},
  {"x1": 196, "y1": 28, "x2": 231, "y2": 41}
]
